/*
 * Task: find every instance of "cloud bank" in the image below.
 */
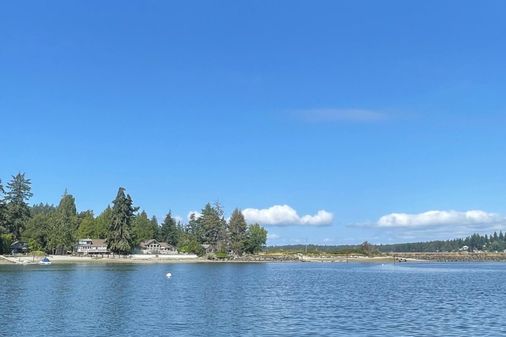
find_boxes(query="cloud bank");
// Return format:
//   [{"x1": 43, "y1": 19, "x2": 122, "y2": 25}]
[
  {"x1": 374, "y1": 210, "x2": 505, "y2": 242},
  {"x1": 242, "y1": 205, "x2": 333, "y2": 226},
  {"x1": 378, "y1": 210, "x2": 501, "y2": 228}
]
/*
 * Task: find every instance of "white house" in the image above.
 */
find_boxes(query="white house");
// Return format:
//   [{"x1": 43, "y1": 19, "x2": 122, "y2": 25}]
[
  {"x1": 138, "y1": 239, "x2": 177, "y2": 255},
  {"x1": 76, "y1": 239, "x2": 109, "y2": 255}
]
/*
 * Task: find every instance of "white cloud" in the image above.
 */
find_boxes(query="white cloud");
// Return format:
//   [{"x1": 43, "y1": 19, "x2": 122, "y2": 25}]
[
  {"x1": 242, "y1": 205, "x2": 333, "y2": 226},
  {"x1": 377, "y1": 210, "x2": 501, "y2": 228},
  {"x1": 299, "y1": 108, "x2": 386, "y2": 123},
  {"x1": 373, "y1": 209, "x2": 506, "y2": 242},
  {"x1": 187, "y1": 211, "x2": 202, "y2": 221}
]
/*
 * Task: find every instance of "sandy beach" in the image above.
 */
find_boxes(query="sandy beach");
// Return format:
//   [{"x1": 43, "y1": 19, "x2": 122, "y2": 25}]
[{"x1": 0, "y1": 253, "x2": 417, "y2": 265}]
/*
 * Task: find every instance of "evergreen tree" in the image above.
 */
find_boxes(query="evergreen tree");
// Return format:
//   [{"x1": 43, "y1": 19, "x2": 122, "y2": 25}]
[
  {"x1": 107, "y1": 187, "x2": 137, "y2": 255},
  {"x1": 131, "y1": 211, "x2": 156, "y2": 245},
  {"x1": 23, "y1": 204, "x2": 56, "y2": 252},
  {"x1": 188, "y1": 213, "x2": 203, "y2": 242},
  {"x1": 47, "y1": 191, "x2": 78, "y2": 255},
  {"x1": 76, "y1": 210, "x2": 96, "y2": 239},
  {"x1": 244, "y1": 223, "x2": 267, "y2": 254},
  {"x1": 94, "y1": 207, "x2": 112, "y2": 239},
  {"x1": 196, "y1": 203, "x2": 227, "y2": 252},
  {"x1": 0, "y1": 179, "x2": 9, "y2": 254},
  {"x1": 228, "y1": 208, "x2": 247, "y2": 255},
  {"x1": 150, "y1": 216, "x2": 160, "y2": 240},
  {"x1": 0, "y1": 179, "x2": 7, "y2": 232},
  {"x1": 160, "y1": 212, "x2": 179, "y2": 246},
  {"x1": 5, "y1": 173, "x2": 33, "y2": 239}
]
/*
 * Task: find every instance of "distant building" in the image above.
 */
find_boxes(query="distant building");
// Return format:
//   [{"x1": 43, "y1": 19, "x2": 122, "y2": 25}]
[
  {"x1": 137, "y1": 239, "x2": 177, "y2": 255},
  {"x1": 76, "y1": 239, "x2": 109, "y2": 255},
  {"x1": 201, "y1": 244, "x2": 213, "y2": 254},
  {"x1": 459, "y1": 245, "x2": 469, "y2": 252},
  {"x1": 10, "y1": 241, "x2": 28, "y2": 255}
]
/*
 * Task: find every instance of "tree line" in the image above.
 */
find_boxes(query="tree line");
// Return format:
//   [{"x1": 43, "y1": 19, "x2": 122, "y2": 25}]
[
  {"x1": 376, "y1": 232, "x2": 506, "y2": 253},
  {"x1": 268, "y1": 232, "x2": 506, "y2": 255},
  {"x1": 0, "y1": 173, "x2": 267, "y2": 256}
]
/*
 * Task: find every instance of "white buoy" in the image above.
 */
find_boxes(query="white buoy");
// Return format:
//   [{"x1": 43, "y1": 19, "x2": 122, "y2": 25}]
[{"x1": 166, "y1": 272, "x2": 172, "y2": 279}]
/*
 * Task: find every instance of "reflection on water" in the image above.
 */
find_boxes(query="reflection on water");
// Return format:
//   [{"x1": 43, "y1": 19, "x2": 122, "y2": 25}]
[{"x1": 1, "y1": 262, "x2": 506, "y2": 336}]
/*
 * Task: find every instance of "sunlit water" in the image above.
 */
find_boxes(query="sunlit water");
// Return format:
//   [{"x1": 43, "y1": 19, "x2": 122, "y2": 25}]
[{"x1": 1, "y1": 262, "x2": 505, "y2": 336}]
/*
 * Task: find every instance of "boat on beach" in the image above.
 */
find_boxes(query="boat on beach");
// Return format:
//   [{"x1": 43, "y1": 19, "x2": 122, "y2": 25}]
[{"x1": 39, "y1": 257, "x2": 51, "y2": 265}]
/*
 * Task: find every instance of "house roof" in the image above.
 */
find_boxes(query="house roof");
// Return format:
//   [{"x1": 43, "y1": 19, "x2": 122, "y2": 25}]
[
  {"x1": 139, "y1": 239, "x2": 158, "y2": 248},
  {"x1": 139, "y1": 239, "x2": 174, "y2": 249},
  {"x1": 78, "y1": 239, "x2": 107, "y2": 247},
  {"x1": 91, "y1": 239, "x2": 107, "y2": 247}
]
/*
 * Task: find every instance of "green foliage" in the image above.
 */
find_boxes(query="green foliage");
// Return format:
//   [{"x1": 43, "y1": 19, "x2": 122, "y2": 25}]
[
  {"x1": 214, "y1": 251, "x2": 229, "y2": 259},
  {"x1": 150, "y1": 216, "x2": 160, "y2": 241},
  {"x1": 0, "y1": 233, "x2": 14, "y2": 254},
  {"x1": 0, "y1": 173, "x2": 270, "y2": 257},
  {"x1": 5, "y1": 173, "x2": 32, "y2": 239},
  {"x1": 47, "y1": 192, "x2": 78, "y2": 254},
  {"x1": 160, "y1": 212, "x2": 179, "y2": 246},
  {"x1": 228, "y1": 208, "x2": 247, "y2": 255},
  {"x1": 23, "y1": 211, "x2": 53, "y2": 253},
  {"x1": 132, "y1": 211, "x2": 158, "y2": 245},
  {"x1": 107, "y1": 187, "x2": 137, "y2": 255},
  {"x1": 195, "y1": 203, "x2": 227, "y2": 252},
  {"x1": 359, "y1": 241, "x2": 377, "y2": 256},
  {"x1": 77, "y1": 210, "x2": 96, "y2": 239},
  {"x1": 31, "y1": 250, "x2": 46, "y2": 257},
  {"x1": 244, "y1": 223, "x2": 267, "y2": 254},
  {"x1": 94, "y1": 207, "x2": 112, "y2": 239},
  {"x1": 376, "y1": 232, "x2": 506, "y2": 253},
  {"x1": 0, "y1": 179, "x2": 7, "y2": 236},
  {"x1": 177, "y1": 231, "x2": 205, "y2": 256}
]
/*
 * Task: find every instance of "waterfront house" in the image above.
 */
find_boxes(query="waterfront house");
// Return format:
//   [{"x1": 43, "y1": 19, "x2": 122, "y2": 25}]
[
  {"x1": 76, "y1": 239, "x2": 109, "y2": 255},
  {"x1": 10, "y1": 241, "x2": 28, "y2": 255},
  {"x1": 137, "y1": 239, "x2": 177, "y2": 255}
]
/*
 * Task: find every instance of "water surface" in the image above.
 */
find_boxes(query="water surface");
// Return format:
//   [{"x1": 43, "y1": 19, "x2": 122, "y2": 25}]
[{"x1": 0, "y1": 262, "x2": 504, "y2": 336}]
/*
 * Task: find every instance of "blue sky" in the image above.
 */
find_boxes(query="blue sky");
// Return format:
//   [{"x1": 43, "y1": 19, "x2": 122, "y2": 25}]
[{"x1": 1, "y1": 1, "x2": 506, "y2": 245}]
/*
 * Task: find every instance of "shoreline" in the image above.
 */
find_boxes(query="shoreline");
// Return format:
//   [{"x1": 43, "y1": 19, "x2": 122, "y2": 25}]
[
  {"x1": 0, "y1": 254, "x2": 415, "y2": 265},
  {"x1": 5, "y1": 252, "x2": 505, "y2": 265}
]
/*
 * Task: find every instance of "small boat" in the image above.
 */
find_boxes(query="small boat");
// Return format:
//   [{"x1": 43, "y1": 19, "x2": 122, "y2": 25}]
[{"x1": 39, "y1": 257, "x2": 52, "y2": 265}]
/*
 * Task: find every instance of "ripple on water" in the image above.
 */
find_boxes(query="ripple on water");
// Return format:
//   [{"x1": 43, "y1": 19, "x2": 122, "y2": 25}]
[{"x1": 1, "y1": 262, "x2": 506, "y2": 336}]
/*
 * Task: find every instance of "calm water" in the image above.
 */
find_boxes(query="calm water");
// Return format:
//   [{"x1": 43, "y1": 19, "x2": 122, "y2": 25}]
[{"x1": 0, "y1": 262, "x2": 505, "y2": 336}]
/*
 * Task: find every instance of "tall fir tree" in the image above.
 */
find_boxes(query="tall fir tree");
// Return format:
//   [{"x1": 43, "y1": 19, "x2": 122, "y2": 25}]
[
  {"x1": 197, "y1": 202, "x2": 228, "y2": 252},
  {"x1": 5, "y1": 173, "x2": 33, "y2": 240},
  {"x1": 107, "y1": 187, "x2": 137, "y2": 255},
  {"x1": 150, "y1": 216, "x2": 160, "y2": 240},
  {"x1": 47, "y1": 191, "x2": 78, "y2": 254},
  {"x1": 94, "y1": 207, "x2": 112, "y2": 239},
  {"x1": 0, "y1": 179, "x2": 6, "y2": 232},
  {"x1": 160, "y1": 212, "x2": 179, "y2": 246},
  {"x1": 228, "y1": 208, "x2": 247, "y2": 255}
]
